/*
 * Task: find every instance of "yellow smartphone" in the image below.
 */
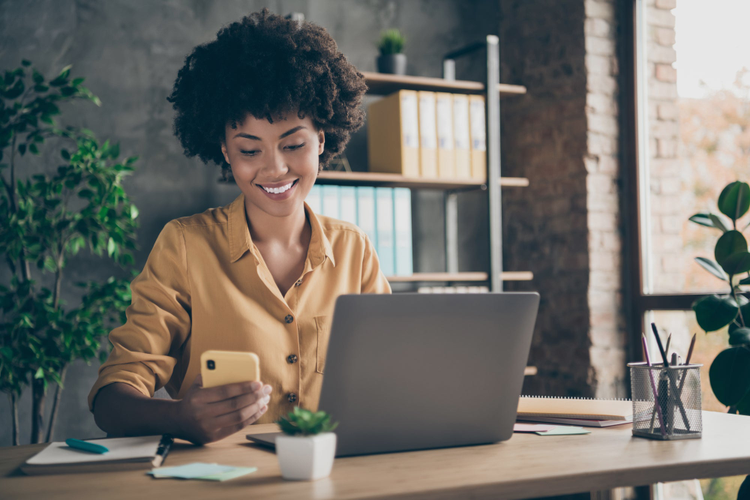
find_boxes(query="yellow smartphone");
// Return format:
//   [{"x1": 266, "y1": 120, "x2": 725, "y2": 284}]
[{"x1": 200, "y1": 350, "x2": 260, "y2": 388}]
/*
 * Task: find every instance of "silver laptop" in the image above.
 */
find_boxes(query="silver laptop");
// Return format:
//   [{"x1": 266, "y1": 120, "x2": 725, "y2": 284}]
[{"x1": 247, "y1": 292, "x2": 539, "y2": 457}]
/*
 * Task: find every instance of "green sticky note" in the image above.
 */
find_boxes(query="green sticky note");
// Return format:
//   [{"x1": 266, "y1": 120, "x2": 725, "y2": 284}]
[
  {"x1": 535, "y1": 426, "x2": 591, "y2": 436},
  {"x1": 198, "y1": 467, "x2": 258, "y2": 481},
  {"x1": 149, "y1": 463, "x2": 235, "y2": 479}
]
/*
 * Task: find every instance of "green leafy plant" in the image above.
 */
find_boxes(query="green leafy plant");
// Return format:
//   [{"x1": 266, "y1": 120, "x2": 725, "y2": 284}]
[
  {"x1": 689, "y1": 181, "x2": 750, "y2": 415},
  {"x1": 277, "y1": 407, "x2": 339, "y2": 436},
  {"x1": 0, "y1": 60, "x2": 139, "y2": 445},
  {"x1": 377, "y1": 29, "x2": 406, "y2": 56}
]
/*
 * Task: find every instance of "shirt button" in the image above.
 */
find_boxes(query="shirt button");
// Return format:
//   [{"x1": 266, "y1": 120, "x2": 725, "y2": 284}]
[
  {"x1": 287, "y1": 392, "x2": 298, "y2": 403},
  {"x1": 294, "y1": 280, "x2": 302, "y2": 287},
  {"x1": 284, "y1": 314, "x2": 294, "y2": 324},
  {"x1": 287, "y1": 354, "x2": 298, "y2": 364}
]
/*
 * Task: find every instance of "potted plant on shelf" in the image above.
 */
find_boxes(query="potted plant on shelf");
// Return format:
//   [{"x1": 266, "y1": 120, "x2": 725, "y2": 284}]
[
  {"x1": 276, "y1": 407, "x2": 338, "y2": 480},
  {"x1": 376, "y1": 29, "x2": 407, "y2": 75},
  {"x1": 689, "y1": 181, "x2": 750, "y2": 415}
]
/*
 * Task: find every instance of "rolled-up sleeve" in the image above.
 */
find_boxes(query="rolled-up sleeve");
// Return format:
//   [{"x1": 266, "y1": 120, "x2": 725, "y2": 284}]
[
  {"x1": 88, "y1": 220, "x2": 192, "y2": 411},
  {"x1": 361, "y1": 235, "x2": 392, "y2": 294}
]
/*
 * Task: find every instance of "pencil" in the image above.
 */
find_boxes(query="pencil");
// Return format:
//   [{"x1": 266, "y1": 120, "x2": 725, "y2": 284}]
[
  {"x1": 651, "y1": 323, "x2": 670, "y2": 367},
  {"x1": 685, "y1": 333, "x2": 697, "y2": 365}
]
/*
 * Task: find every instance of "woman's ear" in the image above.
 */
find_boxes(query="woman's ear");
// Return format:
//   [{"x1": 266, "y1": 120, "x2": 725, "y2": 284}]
[
  {"x1": 318, "y1": 130, "x2": 325, "y2": 155},
  {"x1": 220, "y1": 140, "x2": 230, "y2": 165}
]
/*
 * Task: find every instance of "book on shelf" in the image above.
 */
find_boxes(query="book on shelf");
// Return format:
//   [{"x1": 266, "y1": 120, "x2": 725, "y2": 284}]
[
  {"x1": 393, "y1": 188, "x2": 413, "y2": 276},
  {"x1": 452, "y1": 94, "x2": 472, "y2": 179},
  {"x1": 356, "y1": 186, "x2": 378, "y2": 247},
  {"x1": 307, "y1": 184, "x2": 322, "y2": 214},
  {"x1": 375, "y1": 187, "x2": 396, "y2": 276},
  {"x1": 417, "y1": 90, "x2": 438, "y2": 178},
  {"x1": 468, "y1": 94, "x2": 487, "y2": 182},
  {"x1": 339, "y1": 186, "x2": 358, "y2": 226},
  {"x1": 367, "y1": 90, "x2": 420, "y2": 177},
  {"x1": 435, "y1": 92, "x2": 456, "y2": 179},
  {"x1": 321, "y1": 185, "x2": 340, "y2": 219}
]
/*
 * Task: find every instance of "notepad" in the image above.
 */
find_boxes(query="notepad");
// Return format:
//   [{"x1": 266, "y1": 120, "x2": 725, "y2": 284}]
[
  {"x1": 21, "y1": 436, "x2": 162, "y2": 475},
  {"x1": 518, "y1": 396, "x2": 633, "y2": 421}
]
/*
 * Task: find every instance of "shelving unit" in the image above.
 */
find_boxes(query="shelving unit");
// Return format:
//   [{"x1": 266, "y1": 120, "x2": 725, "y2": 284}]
[{"x1": 360, "y1": 35, "x2": 530, "y2": 291}]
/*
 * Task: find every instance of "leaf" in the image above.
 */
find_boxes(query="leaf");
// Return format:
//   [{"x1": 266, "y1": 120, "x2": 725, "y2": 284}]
[
  {"x1": 709, "y1": 346, "x2": 750, "y2": 406},
  {"x1": 107, "y1": 237, "x2": 116, "y2": 257},
  {"x1": 34, "y1": 367, "x2": 44, "y2": 379},
  {"x1": 689, "y1": 213, "x2": 714, "y2": 228},
  {"x1": 43, "y1": 256, "x2": 57, "y2": 273},
  {"x1": 741, "y1": 276, "x2": 750, "y2": 286},
  {"x1": 21, "y1": 59, "x2": 31, "y2": 67},
  {"x1": 695, "y1": 257, "x2": 728, "y2": 281},
  {"x1": 692, "y1": 295, "x2": 739, "y2": 332},
  {"x1": 722, "y1": 252, "x2": 750, "y2": 276},
  {"x1": 715, "y1": 231, "x2": 748, "y2": 266},
  {"x1": 718, "y1": 181, "x2": 750, "y2": 221},
  {"x1": 32, "y1": 69, "x2": 44, "y2": 84},
  {"x1": 130, "y1": 205, "x2": 139, "y2": 220},
  {"x1": 61, "y1": 149, "x2": 70, "y2": 161},
  {"x1": 729, "y1": 327, "x2": 750, "y2": 346}
]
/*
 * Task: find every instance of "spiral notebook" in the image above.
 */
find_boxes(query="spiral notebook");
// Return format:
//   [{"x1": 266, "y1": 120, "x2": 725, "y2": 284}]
[{"x1": 517, "y1": 396, "x2": 633, "y2": 427}]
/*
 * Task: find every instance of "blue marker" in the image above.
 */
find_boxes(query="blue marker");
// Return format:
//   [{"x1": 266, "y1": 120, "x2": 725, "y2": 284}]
[{"x1": 65, "y1": 438, "x2": 109, "y2": 454}]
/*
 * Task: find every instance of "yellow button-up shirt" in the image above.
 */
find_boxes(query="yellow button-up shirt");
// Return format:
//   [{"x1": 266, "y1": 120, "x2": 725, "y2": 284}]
[{"x1": 88, "y1": 192, "x2": 391, "y2": 424}]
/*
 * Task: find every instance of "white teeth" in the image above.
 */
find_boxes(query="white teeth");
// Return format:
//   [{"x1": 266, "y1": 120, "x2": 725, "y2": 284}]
[{"x1": 261, "y1": 181, "x2": 294, "y2": 194}]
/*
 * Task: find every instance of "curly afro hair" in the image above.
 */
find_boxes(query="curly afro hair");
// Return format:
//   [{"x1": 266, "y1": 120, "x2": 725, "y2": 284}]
[{"x1": 167, "y1": 8, "x2": 367, "y2": 178}]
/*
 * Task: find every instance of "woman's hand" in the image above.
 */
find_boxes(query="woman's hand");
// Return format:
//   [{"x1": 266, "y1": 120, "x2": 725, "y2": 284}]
[{"x1": 172, "y1": 374, "x2": 273, "y2": 444}]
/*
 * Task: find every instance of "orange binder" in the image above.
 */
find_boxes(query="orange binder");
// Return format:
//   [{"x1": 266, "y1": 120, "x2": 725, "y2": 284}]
[
  {"x1": 452, "y1": 94, "x2": 472, "y2": 179},
  {"x1": 417, "y1": 91, "x2": 438, "y2": 178},
  {"x1": 468, "y1": 94, "x2": 487, "y2": 182},
  {"x1": 435, "y1": 92, "x2": 456, "y2": 178},
  {"x1": 367, "y1": 90, "x2": 420, "y2": 177}
]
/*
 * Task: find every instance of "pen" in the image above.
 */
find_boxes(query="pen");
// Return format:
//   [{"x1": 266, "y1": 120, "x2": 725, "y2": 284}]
[
  {"x1": 152, "y1": 434, "x2": 174, "y2": 468},
  {"x1": 65, "y1": 438, "x2": 109, "y2": 454},
  {"x1": 665, "y1": 334, "x2": 672, "y2": 358}
]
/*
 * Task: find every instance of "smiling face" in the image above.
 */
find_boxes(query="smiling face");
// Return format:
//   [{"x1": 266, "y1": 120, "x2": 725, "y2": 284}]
[{"x1": 221, "y1": 112, "x2": 324, "y2": 219}]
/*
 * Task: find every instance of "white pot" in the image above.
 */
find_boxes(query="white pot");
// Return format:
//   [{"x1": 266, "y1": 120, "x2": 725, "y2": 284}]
[{"x1": 276, "y1": 432, "x2": 337, "y2": 480}]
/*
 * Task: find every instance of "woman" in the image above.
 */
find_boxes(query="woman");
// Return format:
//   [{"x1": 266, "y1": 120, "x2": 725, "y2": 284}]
[{"x1": 89, "y1": 9, "x2": 390, "y2": 445}]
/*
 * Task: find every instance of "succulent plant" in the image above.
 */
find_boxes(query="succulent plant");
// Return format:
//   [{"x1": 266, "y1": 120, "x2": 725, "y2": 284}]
[{"x1": 277, "y1": 406, "x2": 338, "y2": 436}]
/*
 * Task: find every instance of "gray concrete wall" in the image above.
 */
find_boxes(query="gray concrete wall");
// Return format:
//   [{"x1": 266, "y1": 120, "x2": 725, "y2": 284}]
[{"x1": 0, "y1": 0, "x2": 500, "y2": 446}]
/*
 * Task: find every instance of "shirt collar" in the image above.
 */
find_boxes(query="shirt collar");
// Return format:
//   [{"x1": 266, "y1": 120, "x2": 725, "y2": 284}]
[{"x1": 227, "y1": 192, "x2": 335, "y2": 267}]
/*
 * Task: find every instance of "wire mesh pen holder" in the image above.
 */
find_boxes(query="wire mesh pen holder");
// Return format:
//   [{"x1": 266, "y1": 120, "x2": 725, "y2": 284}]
[{"x1": 628, "y1": 362, "x2": 703, "y2": 440}]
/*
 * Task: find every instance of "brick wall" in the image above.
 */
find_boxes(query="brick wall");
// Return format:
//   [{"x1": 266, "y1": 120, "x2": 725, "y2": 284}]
[
  {"x1": 646, "y1": 0, "x2": 682, "y2": 293},
  {"x1": 501, "y1": 0, "x2": 629, "y2": 398},
  {"x1": 584, "y1": 0, "x2": 626, "y2": 398}
]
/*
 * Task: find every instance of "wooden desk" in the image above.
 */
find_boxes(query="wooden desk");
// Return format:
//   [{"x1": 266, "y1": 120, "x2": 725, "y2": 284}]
[{"x1": 2, "y1": 411, "x2": 750, "y2": 500}]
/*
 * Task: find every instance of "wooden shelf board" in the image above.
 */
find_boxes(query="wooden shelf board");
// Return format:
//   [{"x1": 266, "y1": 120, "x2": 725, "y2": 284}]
[
  {"x1": 501, "y1": 271, "x2": 534, "y2": 281},
  {"x1": 317, "y1": 171, "x2": 480, "y2": 189},
  {"x1": 362, "y1": 71, "x2": 527, "y2": 96},
  {"x1": 317, "y1": 171, "x2": 528, "y2": 190},
  {"x1": 499, "y1": 177, "x2": 529, "y2": 187},
  {"x1": 386, "y1": 272, "x2": 533, "y2": 283}
]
